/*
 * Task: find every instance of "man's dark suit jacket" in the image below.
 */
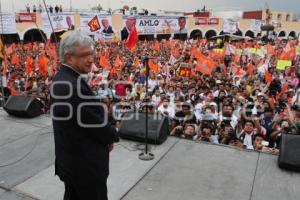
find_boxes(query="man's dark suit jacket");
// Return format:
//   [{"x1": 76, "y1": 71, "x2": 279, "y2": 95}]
[
  {"x1": 51, "y1": 65, "x2": 118, "y2": 185},
  {"x1": 102, "y1": 26, "x2": 114, "y2": 34},
  {"x1": 121, "y1": 27, "x2": 129, "y2": 41}
]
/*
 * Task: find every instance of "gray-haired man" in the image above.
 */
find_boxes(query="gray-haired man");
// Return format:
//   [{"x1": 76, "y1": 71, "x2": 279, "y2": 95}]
[{"x1": 51, "y1": 30, "x2": 119, "y2": 200}]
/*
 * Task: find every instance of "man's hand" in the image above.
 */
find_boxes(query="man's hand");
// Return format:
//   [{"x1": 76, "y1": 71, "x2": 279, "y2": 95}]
[{"x1": 108, "y1": 144, "x2": 114, "y2": 152}]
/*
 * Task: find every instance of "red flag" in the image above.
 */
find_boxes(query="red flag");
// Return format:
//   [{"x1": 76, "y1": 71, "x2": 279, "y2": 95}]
[
  {"x1": 265, "y1": 69, "x2": 272, "y2": 84},
  {"x1": 88, "y1": 15, "x2": 101, "y2": 32},
  {"x1": 125, "y1": 26, "x2": 138, "y2": 50}
]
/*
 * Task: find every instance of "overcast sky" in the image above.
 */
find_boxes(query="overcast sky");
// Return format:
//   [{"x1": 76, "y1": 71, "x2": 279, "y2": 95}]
[{"x1": 1, "y1": 0, "x2": 299, "y2": 15}]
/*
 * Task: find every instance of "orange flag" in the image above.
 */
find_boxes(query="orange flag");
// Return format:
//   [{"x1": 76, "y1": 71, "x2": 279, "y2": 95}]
[
  {"x1": 100, "y1": 55, "x2": 111, "y2": 70},
  {"x1": 171, "y1": 47, "x2": 180, "y2": 59},
  {"x1": 25, "y1": 56, "x2": 34, "y2": 74},
  {"x1": 0, "y1": 38, "x2": 4, "y2": 61},
  {"x1": 11, "y1": 52, "x2": 19, "y2": 66},
  {"x1": 135, "y1": 57, "x2": 140, "y2": 69},
  {"x1": 233, "y1": 54, "x2": 240, "y2": 64},
  {"x1": 235, "y1": 66, "x2": 246, "y2": 77},
  {"x1": 114, "y1": 55, "x2": 123, "y2": 69},
  {"x1": 39, "y1": 55, "x2": 49, "y2": 77},
  {"x1": 194, "y1": 51, "x2": 215, "y2": 75},
  {"x1": 149, "y1": 59, "x2": 160, "y2": 73},
  {"x1": 280, "y1": 83, "x2": 289, "y2": 96},
  {"x1": 265, "y1": 69, "x2": 272, "y2": 84},
  {"x1": 152, "y1": 41, "x2": 160, "y2": 51},
  {"x1": 266, "y1": 44, "x2": 275, "y2": 55},
  {"x1": 246, "y1": 63, "x2": 254, "y2": 76}
]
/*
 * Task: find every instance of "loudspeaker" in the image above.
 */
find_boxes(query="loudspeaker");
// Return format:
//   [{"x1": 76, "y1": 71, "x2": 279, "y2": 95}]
[
  {"x1": 278, "y1": 134, "x2": 300, "y2": 172},
  {"x1": 4, "y1": 96, "x2": 43, "y2": 118},
  {"x1": 119, "y1": 112, "x2": 169, "y2": 144}
]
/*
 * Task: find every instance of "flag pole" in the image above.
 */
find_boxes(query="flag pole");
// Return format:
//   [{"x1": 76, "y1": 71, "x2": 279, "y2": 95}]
[
  {"x1": 42, "y1": 0, "x2": 58, "y2": 45},
  {"x1": 0, "y1": 0, "x2": 7, "y2": 106}
]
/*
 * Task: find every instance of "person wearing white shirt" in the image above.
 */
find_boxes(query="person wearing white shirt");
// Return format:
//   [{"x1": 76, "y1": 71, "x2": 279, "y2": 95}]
[
  {"x1": 238, "y1": 120, "x2": 257, "y2": 150},
  {"x1": 219, "y1": 104, "x2": 238, "y2": 129},
  {"x1": 148, "y1": 73, "x2": 157, "y2": 92},
  {"x1": 158, "y1": 98, "x2": 175, "y2": 119}
]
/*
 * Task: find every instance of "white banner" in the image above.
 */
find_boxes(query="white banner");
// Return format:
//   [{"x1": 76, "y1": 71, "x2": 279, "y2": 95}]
[
  {"x1": 0, "y1": 13, "x2": 17, "y2": 34},
  {"x1": 223, "y1": 19, "x2": 238, "y2": 33},
  {"x1": 79, "y1": 14, "x2": 113, "y2": 37},
  {"x1": 250, "y1": 19, "x2": 262, "y2": 32},
  {"x1": 42, "y1": 13, "x2": 75, "y2": 33},
  {"x1": 122, "y1": 16, "x2": 181, "y2": 35}
]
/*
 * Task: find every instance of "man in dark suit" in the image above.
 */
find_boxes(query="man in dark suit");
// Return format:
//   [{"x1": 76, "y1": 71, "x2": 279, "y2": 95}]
[
  {"x1": 121, "y1": 16, "x2": 136, "y2": 41},
  {"x1": 51, "y1": 30, "x2": 119, "y2": 200},
  {"x1": 121, "y1": 27, "x2": 129, "y2": 41},
  {"x1": 101, "y1": 18, "x2": 114, "y2": 35}
]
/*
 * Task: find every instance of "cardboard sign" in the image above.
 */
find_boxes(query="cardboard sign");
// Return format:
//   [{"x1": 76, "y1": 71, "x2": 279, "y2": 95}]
[{"x1": 276, "y1": 60, "x2": 292, "y2": 70}]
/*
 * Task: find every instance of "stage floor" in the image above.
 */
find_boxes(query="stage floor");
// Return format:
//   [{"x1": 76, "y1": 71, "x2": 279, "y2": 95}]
[{"x1": 0, "y1": 109, "x2": 299, "y2": 200}]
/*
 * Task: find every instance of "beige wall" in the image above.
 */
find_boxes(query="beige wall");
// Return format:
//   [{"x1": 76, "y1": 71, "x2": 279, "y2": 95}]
[{"x1": 12, "y1": 12, "x2": 300, "y2": 40}]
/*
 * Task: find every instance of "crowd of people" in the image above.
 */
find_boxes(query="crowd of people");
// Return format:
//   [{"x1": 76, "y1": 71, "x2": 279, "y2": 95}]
[
  {"x1": 25, "y1": 3, "x2": 63, "y2": 13},
  {"x1": 1, "y1": 33, "x2": 299, "y2": 154}
]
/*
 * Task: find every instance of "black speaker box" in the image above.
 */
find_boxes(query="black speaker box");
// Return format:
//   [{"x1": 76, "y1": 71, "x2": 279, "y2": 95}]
[
  {"x1": 4, "y1": 96, "x2": 43, "y2": 118},
  {"x1": 278, "y1": 134, "x2": 300, "y2": 172},
  {"x1": 119, "y1": 112, "x2": 169, "y2": 144}
]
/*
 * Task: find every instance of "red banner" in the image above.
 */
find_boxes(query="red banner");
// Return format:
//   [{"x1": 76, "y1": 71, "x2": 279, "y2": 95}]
[
  {"x1": 208, "y1": 18, "x2": 219, "y2": 25},
  {"x1": 15, "y1": 13, "x2": 36, "y2": 23},
  {"x1": 88, "y1": 15, "x2": 101, "y2": 32},
  {"x1": 195, "y1": 18, "x2": 219, "y2": 25},
  {"x1": 195, "y1": 18, "x2": 208, "y2": 25}
]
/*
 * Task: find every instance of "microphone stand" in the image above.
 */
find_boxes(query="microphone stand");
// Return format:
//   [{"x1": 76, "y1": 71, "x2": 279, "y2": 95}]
[{"x1": 139, "y1": 57, "x2": 154, "y2": 161}]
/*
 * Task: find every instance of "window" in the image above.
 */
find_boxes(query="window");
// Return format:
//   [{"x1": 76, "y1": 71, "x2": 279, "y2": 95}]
[{"x1": 286, "y1": 14, "x2": 290, "y2": 21}]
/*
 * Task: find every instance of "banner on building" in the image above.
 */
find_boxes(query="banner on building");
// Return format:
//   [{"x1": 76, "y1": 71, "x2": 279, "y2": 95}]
[
  {"x1": 15, "y1": 13, "x2": 36, "y2": 23},
  {"x1": 195, "y1": 18, "x2": 208, "y2": 25},
  {"x1": 80, "y1": 14, "x2": 114, "y2": 39},
  {"x1": 42, "y1": 13, "x2": 75, "y2": 33},
  {"x1": 223, "y1": 19, "x2": 239, "y2": 33},
  {"x1": 122, "y1": 16, "x2": 181, "y2": 35},
  {"x1": 0, "y1": 13, "x2": 17, "y2": 34},
  {"x1": 195, "y1": 18, "x2": 219, "y2": 25},
  {"x1": 250, "y1": 19, "x2": 262, "y2": 32},
  {"x1": 209, "y1": 18, "x2": 219, "y2": 25}
]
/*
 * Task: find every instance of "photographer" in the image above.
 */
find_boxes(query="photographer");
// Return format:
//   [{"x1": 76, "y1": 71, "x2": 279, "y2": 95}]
[
  {"x1": 253, "y1": 134, "x2": 279, "y2": 154},
  {"x1": 170, "y1": 124, "x2": 197, "y2": 140},
  {"x1": 194, "y1": 125, "x2": 219, "y2": 144},
  {"x1": 172, "y1": 104, "x2": 197, "y2": 130},
  {"x1": 270, "y1": 119, "x2": 298, "y2": 148}
]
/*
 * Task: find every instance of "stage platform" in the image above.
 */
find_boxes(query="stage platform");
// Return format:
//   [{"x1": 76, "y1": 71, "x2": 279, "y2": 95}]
[{"x1": 0, "y1": 109, "x2": 299, "y2": 200}]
